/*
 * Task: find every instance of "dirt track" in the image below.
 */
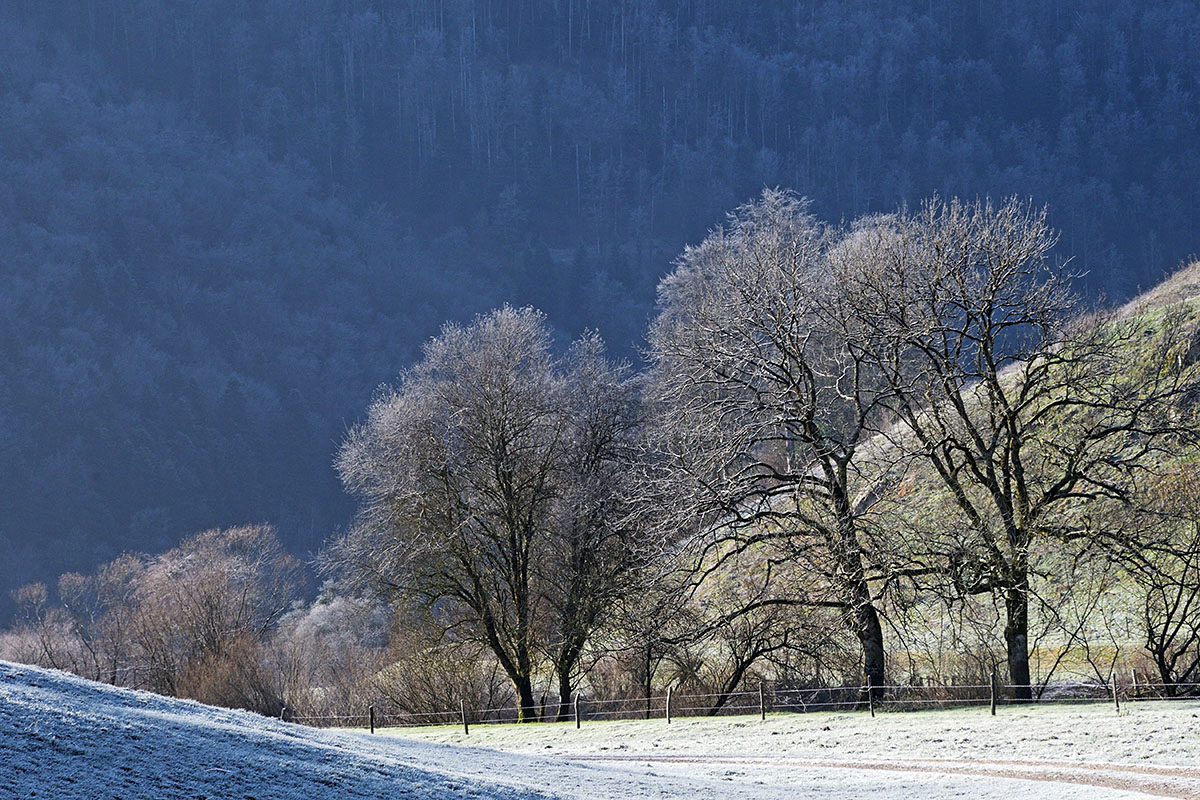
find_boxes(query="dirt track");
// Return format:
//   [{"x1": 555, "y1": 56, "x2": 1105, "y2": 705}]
[{"x1": 569, "y1": 753, "x2": 1200, "y2": 799}]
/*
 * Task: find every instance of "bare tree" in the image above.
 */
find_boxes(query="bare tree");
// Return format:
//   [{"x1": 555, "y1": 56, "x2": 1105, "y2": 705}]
[
  {"x1": 1140, "y1": 543, "x2": 1200, "y2": 694},
  {"x1": 1123, "y1": 463, "x2": 1200, "y2": 694},
  {"x1": 5, "y1": 525, "x2": 298, "y2": 715},
  {"x1": 57, "y1": 554, "x2": 143, "y2": 685},
  {"x1": 832, "y1": 197, "x2": 1197, "y2": 699},
  {"x1": 8, "y1": 557, "x2": 147, "y2": 686},
  {"x1": 540, "y1": 333, "x2": 642, "y2": 719},
  {"x1": 642, "y1": 189, "x2": 900, "y2": 696},
  {"x1": 8, "y1": 582, "x2": 76, "y2": 672},
  {"x1": 132, "y1": 524, "x2": 299, "y2": 709},
  {"x1": 373, "y1": 627, "x2": 514, "y2": 722},
  {"x1": 333, "y1": 307, "x2": 639, "y2": 721},
  {"x1": 268, "y1": 590, "x2": 389, "y2": 722},
  {"x1": 661, "y1": 548, "x2": 844, "y2": 713}
]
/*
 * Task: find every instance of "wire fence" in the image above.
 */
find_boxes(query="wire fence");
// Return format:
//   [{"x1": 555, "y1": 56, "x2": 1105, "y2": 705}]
[{"x1": 284, "y1": 677, "x2": 1200, "y2": 731}]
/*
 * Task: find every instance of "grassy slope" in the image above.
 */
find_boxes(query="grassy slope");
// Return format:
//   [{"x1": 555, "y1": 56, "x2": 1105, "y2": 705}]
[{"x1": 0, "y1": 661, "x2": 549, "y2": 800}]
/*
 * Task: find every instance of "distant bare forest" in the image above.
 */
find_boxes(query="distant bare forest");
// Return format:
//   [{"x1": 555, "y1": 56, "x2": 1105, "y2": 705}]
[{"x1": 1, "y1": 0, "x2": 1198, "y2": 612}]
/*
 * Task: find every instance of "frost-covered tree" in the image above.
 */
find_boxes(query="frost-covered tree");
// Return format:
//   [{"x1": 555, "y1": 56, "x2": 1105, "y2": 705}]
[
  {"x1": 642, "y1": 190, "x2": 898, "y2": 696},
  {"x1": 333, "y1": 307, "x2": 639, "y2": 721},
  {"x1": 832, "y1": 198, "x2": 1198, "y2": 699},
  {"x1": 541, "y1": 333, "x2": 642, "y2": 720}
]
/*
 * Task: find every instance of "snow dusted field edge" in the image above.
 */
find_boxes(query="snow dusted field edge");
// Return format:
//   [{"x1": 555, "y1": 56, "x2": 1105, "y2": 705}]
[
  {"x1": 4, "y1": 661, "x2": 1200, "y2": 800},
  {"x1": 383, "y1": 686, "x2": 1200, "y2": 767}
]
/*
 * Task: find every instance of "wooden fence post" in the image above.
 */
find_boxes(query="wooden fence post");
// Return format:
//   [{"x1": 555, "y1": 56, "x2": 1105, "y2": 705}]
[
  {"x1": 460, "y1": 699, "x2": 469, "y2": 735},
  {"x1": 990, "y1": 671, "x2": 997, "y2": 716},
  {"x1": 369, "y1": 705, "x2": 375, "y2": 734},
  {"x1": 666, "y1": 686, "x2": 672, "y2": 724},
  {"x1": 759, "y1": 681, "x2": 765, "y2": 721},
  {"x1": 1111, "y1": 676, "x2": 1120, "y2": 713},
  {"x1": 574, "y1": 694, "x2": 581, "y2": 729}
]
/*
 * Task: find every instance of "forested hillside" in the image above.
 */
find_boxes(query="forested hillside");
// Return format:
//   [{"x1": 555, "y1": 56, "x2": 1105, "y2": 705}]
[
  {"x1": 0, "y1": 15, "x2": 498, "y2": 598},
  {"x1": 2, "y1": 0, "x2": 1199, "y2": 612},
  {"x1": 18, "y1": 0, "x2": 1199, "y2": 297}
]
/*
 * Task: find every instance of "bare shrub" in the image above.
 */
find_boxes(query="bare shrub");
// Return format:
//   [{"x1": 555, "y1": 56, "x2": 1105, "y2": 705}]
[
  {"x1": 176, "y1": 633, "x2": 284, "y2": 716},
  {"x1": 374, "y1": 641, "x2": 513, "y2": 721},
  {"x1": 268, "y1": 590, "x2": 389, "y2": 721}
]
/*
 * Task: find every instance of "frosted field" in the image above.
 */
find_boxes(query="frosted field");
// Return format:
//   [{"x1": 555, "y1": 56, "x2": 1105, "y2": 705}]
[
  {"x1": 3, "y1": 661, "x2": 1199, "y2": 799},
  {"x1": 385, "y1": 698, "x2": 1200, "y2": 798}
]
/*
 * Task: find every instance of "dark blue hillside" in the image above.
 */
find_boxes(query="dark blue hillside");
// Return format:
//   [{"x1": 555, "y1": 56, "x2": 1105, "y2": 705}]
[{"x1": 0, "y1": 0, "x2": 1197, "y2": 613}]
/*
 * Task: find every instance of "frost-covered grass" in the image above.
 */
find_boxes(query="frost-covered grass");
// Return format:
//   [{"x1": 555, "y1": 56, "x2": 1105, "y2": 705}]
[
  {"x1": 5, "y1": 660, "x2": 1198, "y2": 799},
  {"x1": 0, "y1": 661, "x2": 552, "y2": 800},
  {"x1": 383, "y1": 698, "x2": 1200, "y2": 766},
  {"x1": 381, "y1": 698, "x2": 1200, "y2": 798}
]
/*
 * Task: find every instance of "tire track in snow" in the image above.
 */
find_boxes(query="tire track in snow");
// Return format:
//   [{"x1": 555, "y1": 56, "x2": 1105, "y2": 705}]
[{"x1": 568, "y1": 753, "x2": 1200, "y2": 799}]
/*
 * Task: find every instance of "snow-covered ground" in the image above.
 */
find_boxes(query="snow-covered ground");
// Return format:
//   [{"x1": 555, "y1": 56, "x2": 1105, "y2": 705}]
[
  {"x1": 384, "y1": 695, "x2": 1200, "y2": 798},
  {"x1": 0, "y1": 661, "x2": 556, "y2": 800},
  {"x1": 388, "y1": 694, "x2": 1200, "y2": 766},
  {"x1": 4, "y1": 661, "x2": 1199, "y2": 799}
]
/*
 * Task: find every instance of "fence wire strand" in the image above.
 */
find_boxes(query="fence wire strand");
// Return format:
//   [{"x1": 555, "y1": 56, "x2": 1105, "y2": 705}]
[{"x1": 286, "y1": 680, "x2": 1200, "y2": 730}]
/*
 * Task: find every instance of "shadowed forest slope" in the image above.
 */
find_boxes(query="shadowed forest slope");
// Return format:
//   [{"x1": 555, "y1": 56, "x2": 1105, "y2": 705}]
[{"x1": 1, "y1": 0, "x2": 1198, "y2": 612}]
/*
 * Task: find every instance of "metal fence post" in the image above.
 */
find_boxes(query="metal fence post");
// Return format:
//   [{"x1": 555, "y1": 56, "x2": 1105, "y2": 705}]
[
  {"x1": 369, "y1": 705, "x2": 375, "y2": 734},
  {"x1": 461, "y1": 699, "x2": 469, "y2": 735},
  {"x1": 574, "y1": 694, "x2": 581, "y2": 729},
  {"x1": 759, "y1": 681, "x2": 765, "y2": 721},
  {"x1": 666, "y1": 686, "x2": 672, "y2": 724},
  {"x1": 990, "y1": 671, "x2": 997, "y2": 716}
]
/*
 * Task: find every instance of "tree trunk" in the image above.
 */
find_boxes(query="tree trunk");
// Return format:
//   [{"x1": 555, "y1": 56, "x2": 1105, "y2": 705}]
[
  {"x1": 836, "y1": 519, "x2": 885, "y2": 702},
  {"x1": 514, "y1": 675, "x2": 538, "y2": 722},
  {"x1": 1152, "y1": 651, "x2": 1177, "y2": 698},
  {"x1": 708, "y1": 658, "x2": 756, "y2": 715},
  {"x1": 555, "y1": 668, "x2": 573, "y2": 722},
  {"x1": 1004, "y1": 582, "x2": 1032, "y2": 701},
  {"x1": 644, "y1": 643, "x2": 653, "y2": 720},
  {"x1": 856, "y1": 599, "x2": 886, "y2": 701}
]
